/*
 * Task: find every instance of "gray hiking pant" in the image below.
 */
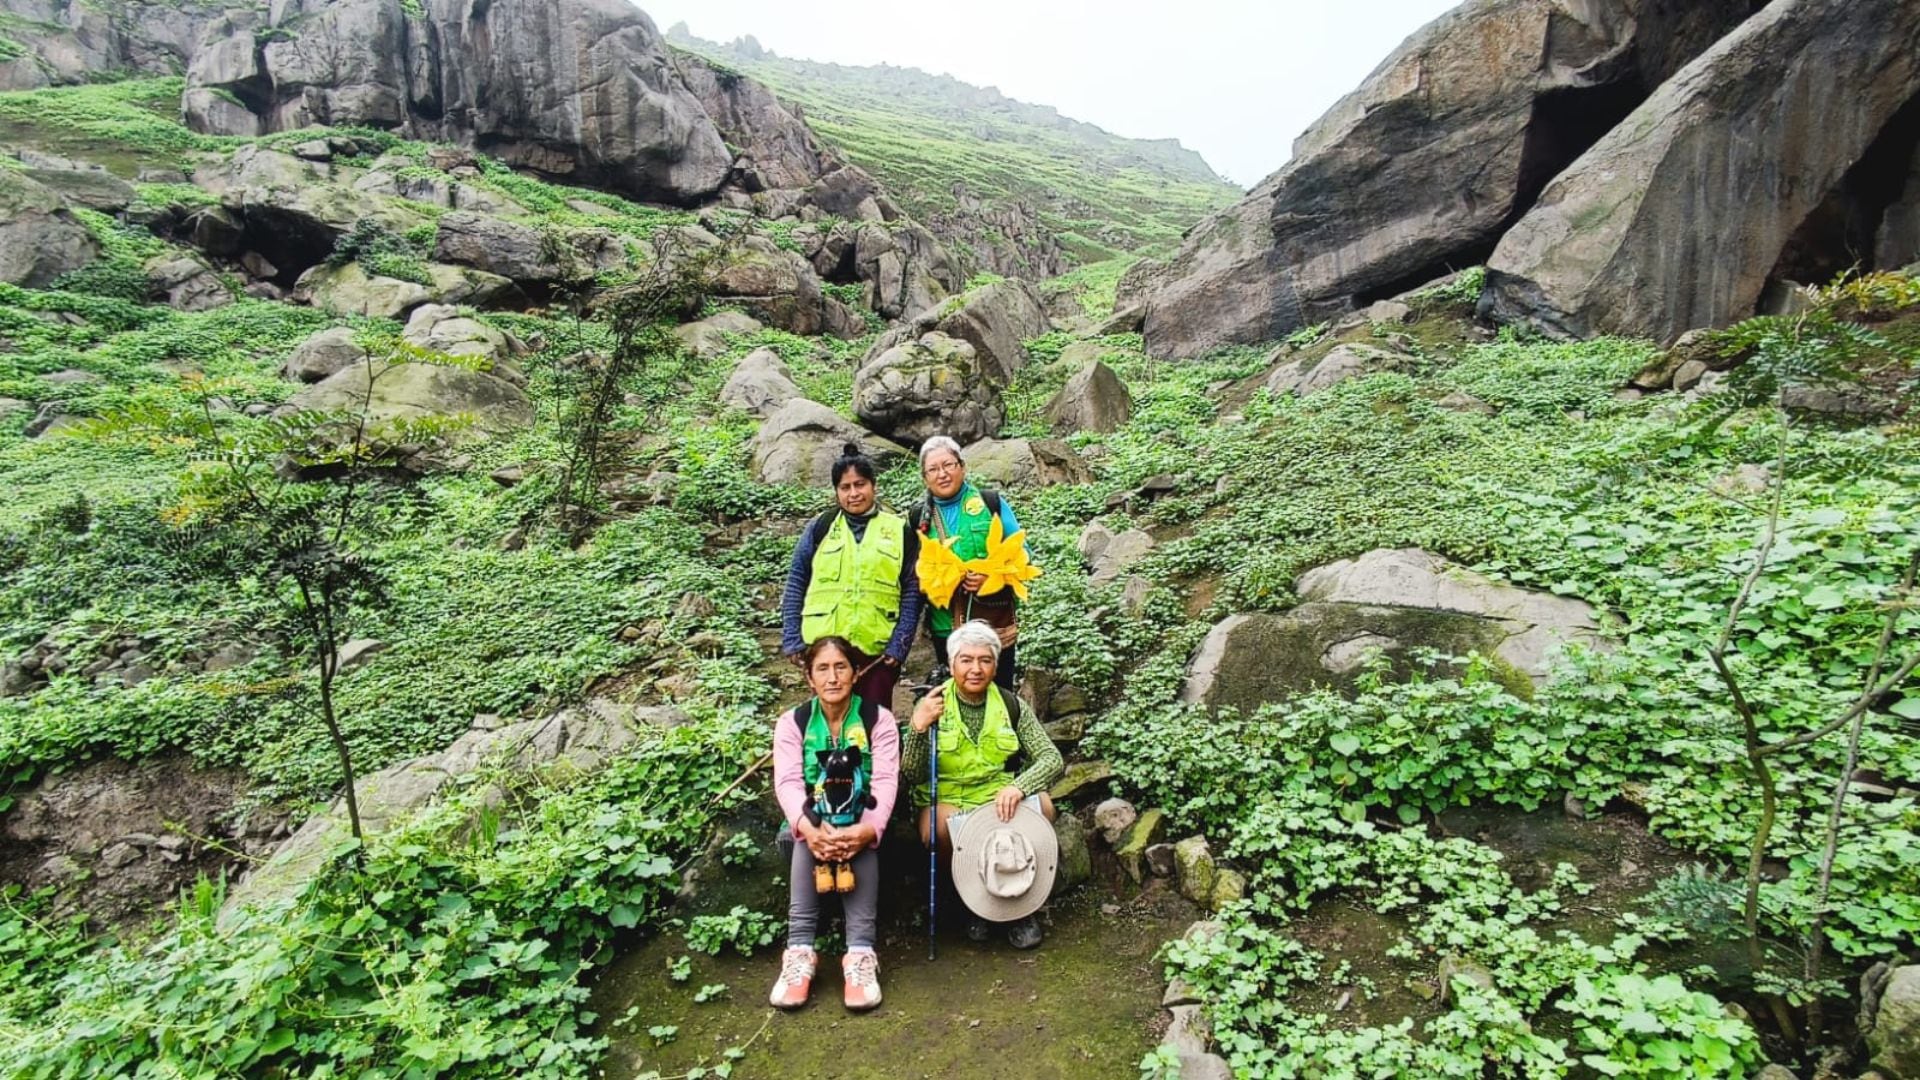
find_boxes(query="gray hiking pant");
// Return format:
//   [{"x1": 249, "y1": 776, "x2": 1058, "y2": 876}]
[{"x1": 783, "y1": 824, "x2": 879, "y2": 950}]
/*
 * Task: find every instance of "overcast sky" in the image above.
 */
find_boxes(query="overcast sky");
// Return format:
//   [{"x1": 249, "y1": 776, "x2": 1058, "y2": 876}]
[{"x1": 637, "y1": 0, "x2": 1459, "y2": 187}]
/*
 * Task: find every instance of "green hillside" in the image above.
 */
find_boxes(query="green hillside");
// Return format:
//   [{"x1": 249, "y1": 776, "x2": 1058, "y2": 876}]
[{"x1": 668, "y1": 29, "x2": 1242, "y2": 265}]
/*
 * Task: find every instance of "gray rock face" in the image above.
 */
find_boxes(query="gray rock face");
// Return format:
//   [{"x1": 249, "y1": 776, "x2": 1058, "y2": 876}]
[
  {"x1": 1079, "y1": 523, "x2": 1155, "y2": 585},
  {"x1": 186, "y1": 0, "x2": 732, "y2": 206},
  {"x1": 1879, "y1": 143, "x2": 1920, "y2": 270},
  {"x1": 22, "y1": 166, "x2": 135, "y2": 213},
  {"x1": 958, "y1": 437, "x2": 1091, "y2": 489},
  {"x1": 812, "y1": 219, "x2": 959, "y2": 321},
  {"x1": 282, "y1": 327, "x2": 370, "y2": 384},
  {"x1": 1046, "y1": 360, "x2": 1132, "y2": 434},
  {"x1": 144, "y1": 255, "x2": 232, "y2": 312},
  {"x1": 1869, "y1": 965, "x2": 1920, "y2": 1078},
  {"x1": 1265, "y1": 343, "x2": 1406, "y2": 397},
  {"x1": 434, "y1": 211, "x2": 594, "y2": 286},
  {"x1": 674, "y1": 51, "x2": 827, "y2": 193},
  {"x1": 749, "y1": 399, "x2": 908, "y2": 487},
  {"x1": 0, "y1": 0, "x2": 221, "y2": 91},
  {"x1": 1139, "y1": 0, "x2": 1752, "y2": 358},
  {"x1": 852, "y1": 332, "x2": 1004, "y2": 445},
  {"x1": 191, "y1": 146, "x2": 431, "y2": 282},
  {"x1": 673, "y1": 311, "x2": 763, "y2": 359},
  {"x1": 718, "y1": 347, "x2": 803, "y2": 418},
  {"x1": 1296, "y1": 548, "x2": 1606, "y2": 681},
  {"x1": 290, "y1": 260, "x2": 514, "y2": 319},
  {"x1": 226, "y1": 702, "x2": 681, "y2": 914},
  {"x1": 1483, "y1": 0, "x2": 1920, "y2": 342},
  {"x1": 286, "y1": 310, "x2": 532, "y2": 437},
  {"x1": 930, "y1": 279, "x2": 1051, "y2": 384},
  {"x1": 710, "y1": 236, "x2": 827, "y2": 335},
  {"x1": 0, "y1": 170, "x2": 98, "y2": 287}
]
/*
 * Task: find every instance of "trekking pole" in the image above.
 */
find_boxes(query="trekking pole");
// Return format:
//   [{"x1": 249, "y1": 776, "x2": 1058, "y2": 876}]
[{"x1": 927, "y1": 719, "x2": 939, "y2": 962}]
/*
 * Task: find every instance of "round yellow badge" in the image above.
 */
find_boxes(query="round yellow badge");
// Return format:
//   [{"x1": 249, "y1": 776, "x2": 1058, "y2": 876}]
[{"x1": 964, "y1": 496, "x2": 985, "y2": 515}]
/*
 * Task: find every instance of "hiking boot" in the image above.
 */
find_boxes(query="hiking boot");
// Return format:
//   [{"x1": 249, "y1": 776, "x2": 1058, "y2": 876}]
[
  {"x1": 1007, "y1": 914, "x2": 1044, "y2": 950},
  {"x1": 769, "y1": 946, "x2": 816, "y2": 1009},
  {"x1": 964, "y1": 910, "x2": 991, "y2": 943},
  {"x1": 842, "y1": 950, "x2": 882, "y2": 1011}
]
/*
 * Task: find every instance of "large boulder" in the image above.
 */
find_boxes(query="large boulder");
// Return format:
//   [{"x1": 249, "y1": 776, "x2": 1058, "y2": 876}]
[
  {"x1": 143, "y1": 255, "x2": 233, "y2": 312},
  {"x1": 1265, "y1": 343, "x2": 1407, "y2": 397},
  {"x1": 1482, "y1": 0, "x2": 1920, "y2": 342},
  {"x1": 192, "y1": 145, "x2": 429, "y2": 282},
  {"x1": 852, "y1": 332, "x2": 1004, "y2": 445},
  {"x1": 958, "y1": 437, "x2": 1091, "y2": 488},
  {"x1": 674, "y1": 311, "x2": 763, "y2": 359},
  {"x1": 1297, "y1": 548, "x2": 1606, "y2": 679},
  {"x1": 286, "y1": 359, "x2": 534, "y2": 436},
  {"x1": 749, "y1": 399, "x2": 907, "y2": 487},
  {"x1": 1868, "y1": 964, "x2": 1920, "y2": 1078},
  {"x1": 709, "y1": 236, "x2": 827, "y2": 335},
  {"x1": 401, "y1": 304, "x2": 524, "y2": 369},
  {"x1": 291, "y1": 260, "x2": 514, "y2": 319},
  {"x1": 282, "y1": 327, "x2": 370, "y2": 383},
  {"x1": 0, "y1": 0, "x2": 218, "y2": 91},
  {"x1": 226, "y1": 703, "x2": 685, "y2": 914},
  {"x1": 674, "y1": 51, "x2": 828, "y2": 193},
  {"x1": 1138, "y1": 0, "x2": 1752, "y2": 358},
  {"x1": 185, "y1": 0, "x2": 731, "y2": 205},
  {"x1": 813, "y1": 219, "x2": 958, "y2": 320},
  {"x1": 1046, "y1": 359, "x2": 1132, "y2": 434},
  {"x1": 434, "y1": 212, "x2": 579, "y2": 286},
  {"x1": 718, "y1": 347, "x2": 804, "y2": 418},
  {"x1": 930, "y1": 279, "x2": 1050, "y2": 383},
  {"x1": 0, "y1": 170, "x2": 98, "y2": 287},
  {"x1": 22, "y1": 166, "x2": 134, "y2": 213}
]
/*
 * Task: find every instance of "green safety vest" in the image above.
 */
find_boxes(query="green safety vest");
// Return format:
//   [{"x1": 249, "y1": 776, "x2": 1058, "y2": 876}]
[
  {"x1": 924, "y1": 484, "x2": 999, "y2": 635},
  {"x1": 801, "y1": 511, "x2": 905, "y2": 657},
  {"x1": 917, "y1": 681, "x2": 1021, "y2": 811}
]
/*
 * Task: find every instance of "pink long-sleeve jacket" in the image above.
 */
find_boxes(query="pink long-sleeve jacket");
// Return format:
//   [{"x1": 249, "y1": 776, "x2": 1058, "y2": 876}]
[{"x1": 773, "y1": 701, "x2": 899, "y2": 849}]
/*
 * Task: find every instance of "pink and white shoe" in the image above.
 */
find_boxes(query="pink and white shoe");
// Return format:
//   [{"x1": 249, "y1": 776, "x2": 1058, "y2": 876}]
[
  {"x1": 769, "y1": 946, "x2": 816, "y2": 1009},
  {"x1": 842, "y1": 949, "x2": 882, "y2": 1011}
]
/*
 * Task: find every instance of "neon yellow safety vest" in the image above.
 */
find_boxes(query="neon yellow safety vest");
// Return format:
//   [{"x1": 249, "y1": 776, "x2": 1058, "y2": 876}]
[
  {"x1": 801, "y1": 511, "x2": 905, "y2": 658},
  {"x1": 917, "y1": 681, "x2": 1021, "y2": 810}
]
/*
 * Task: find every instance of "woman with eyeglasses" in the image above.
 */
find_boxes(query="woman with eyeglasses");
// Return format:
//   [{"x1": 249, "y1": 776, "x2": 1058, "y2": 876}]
[{"x1": 910, "y1": 435, "x2": 1026, "y2": 692}]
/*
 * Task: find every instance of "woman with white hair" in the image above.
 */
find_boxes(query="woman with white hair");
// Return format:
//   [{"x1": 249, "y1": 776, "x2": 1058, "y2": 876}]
[
  {"x1": 903, "y1": 619, "x2": 1062, "y2": 949},
  {"x1": 912, "y1": 435, "x2": 1027, "y2": 691}
]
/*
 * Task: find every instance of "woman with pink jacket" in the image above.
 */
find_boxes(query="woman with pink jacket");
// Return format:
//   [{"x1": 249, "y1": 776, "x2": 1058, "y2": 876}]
[{"x1": 768, "y1": 635, "x2": 900, "y2": 1012}]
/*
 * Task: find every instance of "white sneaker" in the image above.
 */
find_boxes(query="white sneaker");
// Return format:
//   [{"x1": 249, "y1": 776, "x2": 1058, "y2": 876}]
[
  {"x1": 842, "y1": 949, "x2": 882, "y2": 1011},
  {"x1": 769, "y1": 946, "x2": 816, "y2": 1009}
]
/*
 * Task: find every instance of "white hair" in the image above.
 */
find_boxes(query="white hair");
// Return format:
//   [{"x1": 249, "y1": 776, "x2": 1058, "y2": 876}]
[
  {"x1": 919, "y1": 435, "x2": 965, "y2": 469},
  {"x1": 946, "y1": 619, "x2": 1003, "y2": 665}
]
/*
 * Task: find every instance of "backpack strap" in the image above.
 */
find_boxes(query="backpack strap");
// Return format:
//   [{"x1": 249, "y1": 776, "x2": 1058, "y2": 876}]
[
  {"x1": 805, "y1": 508, "x2": 842, "y2": 549},
  {"x1": 980, "y1": 488, "x2": 1002, "y2": 516},
  {"x1": 788, "y1": 702, "x2": 810, "y2": 739}
]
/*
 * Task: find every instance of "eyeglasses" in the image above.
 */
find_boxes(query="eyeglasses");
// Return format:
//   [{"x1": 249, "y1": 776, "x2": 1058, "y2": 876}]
[{"x1": 923, "y1": 460, "x2": 961, "y2": 476}]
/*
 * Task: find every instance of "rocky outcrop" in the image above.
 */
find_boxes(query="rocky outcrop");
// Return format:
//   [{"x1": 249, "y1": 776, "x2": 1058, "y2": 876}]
[
  {"x1": 1482, "y1": 0, "x2": 1920, "y2": 342},
  {"x1": 227, "y1": 703, "x2": 689, "y2": 913},
  {"x1": 673, "y1": 311, "x2": 763, "y2": 359},
  {"x1": 852, "y1": 332, "x2": 1004, "y2": 445},
  {"x1": 184, "y1": 0, "x2": 732, "y2": 205},
  {"x1": 190, "y1": 146, "x2": 432, "y2": 283},
  {"x1": 1181, "y1": 548, "x2": 1607, "y2": 712},
  {"x1": 1046, "y1": 359, "x2": 1132, "y2": 434},
  {"x1": 1866, "y1": 963, "x2": 1920, "y2": 1078},
  {"x1": 282, "y1": 327, "x2": 371, "y2": 384},
  {"x1": 1265, "y1": 343, "x2": 1407, "y2": 397},
  {"x1": 1138, "y1": 0, "x2": 1753, "y2": 358},
  {"x1": 1079, "y1": 523, "x2": 1156, "y2": 585},
  {"x1": 285, "y1": 306, "x2": 532, "y2": 437},
  {"x1": 859, "y1": 277, "x2": 1049, "y2": 385},
  {"x1": 709, "y1": 236, "x2": 827, "y2": 335},
  {"x1": 808, "y1": 219, "x2": 960, "y2": 321},
  {"x1": 0, "y1": 0, "x2": 223, "y2": 91},
  {"x1": 0, "y1": 170, "x2": 97, "y2": 287},
  {"x1": 433, "y1": 211, "x2": 609, "y2": 287},
  {"x1": 673, "y1": 51, "x2": 827, "y2": 193},
  {"x1": 291, "y1": 260, "x2": 515, "y2": 319},
  {"x1": 748, "y1": 399, "x2": 907, "y2": 486},
  {"x1": 923, "y1": 183, "x2": 1069, "y2": 281},
  {"x1": 718, "y1": 347, "x2": 803, "y2": 418},
  {"x1": 958, "y1": 437, "x2": 1091, "y2": 488}
]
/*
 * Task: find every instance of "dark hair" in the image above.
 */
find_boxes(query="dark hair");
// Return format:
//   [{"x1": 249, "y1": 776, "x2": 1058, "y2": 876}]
[
  {"x1": 802, "y1": 635, "x2": 857, "y2": 670},
  {"x1": 830, "y1": 442, "x2": 876, "y2": 486}
]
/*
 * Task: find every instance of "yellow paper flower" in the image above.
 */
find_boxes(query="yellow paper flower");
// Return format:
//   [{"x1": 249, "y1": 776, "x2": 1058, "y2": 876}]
[
  {"x1": 972, "y1": 515, "x2": 1041, "y2": 600},
  {"x1": 916, "y1": 534, "x2": 969, "y2": 609}
]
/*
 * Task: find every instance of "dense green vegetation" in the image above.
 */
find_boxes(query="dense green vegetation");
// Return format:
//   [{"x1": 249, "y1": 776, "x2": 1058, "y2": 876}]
[
  {"x1": 666, "y1": 32, "x2": 1240, "y2": 262},
  {"x1": 1, "y1": 73, "x2": 1918, "y2": 1079}
]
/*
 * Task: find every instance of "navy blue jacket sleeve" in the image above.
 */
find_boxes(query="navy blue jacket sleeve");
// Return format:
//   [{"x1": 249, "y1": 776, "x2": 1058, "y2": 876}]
[
  {"x1": 780, "y1": 517, "x2": 820, "y2": 656},
  {"x1": 887, "y1": 527, "x2": 923, "y2": 662}
]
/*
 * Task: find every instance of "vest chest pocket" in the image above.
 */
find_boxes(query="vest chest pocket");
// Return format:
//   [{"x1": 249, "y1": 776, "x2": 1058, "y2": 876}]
[{"x1": 990, "y1": 723, "x2": 1021, "y2": 757}]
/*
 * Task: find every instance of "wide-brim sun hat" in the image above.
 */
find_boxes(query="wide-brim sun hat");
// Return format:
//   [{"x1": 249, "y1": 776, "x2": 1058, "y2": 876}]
[{"x1": 949, "y1": 802, "x2": 1058, "y2": 922}]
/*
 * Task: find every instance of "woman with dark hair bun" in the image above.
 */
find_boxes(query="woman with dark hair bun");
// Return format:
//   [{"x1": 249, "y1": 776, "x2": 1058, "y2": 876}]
[{"x1": 780, "y1": 442, "x2": 923, "y2": 711}]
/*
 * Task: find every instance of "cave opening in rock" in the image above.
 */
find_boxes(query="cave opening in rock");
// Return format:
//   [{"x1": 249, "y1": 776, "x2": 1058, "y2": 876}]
[{"x1": 1770, "y1": 90, "x2": 1920, "y2": 288}]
